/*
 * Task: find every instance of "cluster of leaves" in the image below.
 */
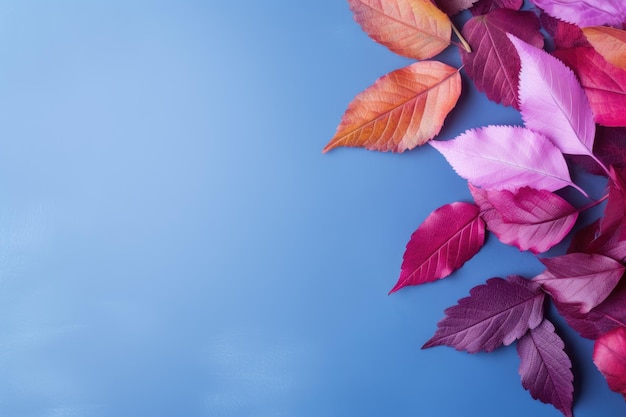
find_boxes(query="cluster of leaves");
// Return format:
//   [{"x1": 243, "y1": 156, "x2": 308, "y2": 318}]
[{"x1": 324, "y1": 0, "x2": 626, "y2": 416}]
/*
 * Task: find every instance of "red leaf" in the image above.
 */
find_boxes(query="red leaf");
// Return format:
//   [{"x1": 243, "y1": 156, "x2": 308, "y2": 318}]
[
  {"x1": 348, "y1": 0, "x2": 452, "y2": 60},
  {"x1": 539, "y1": 12, "x2": 588, "y2": 49},
  {"x1": 460, "y1": 9, "x2": 543, "y2": 108},
  {"x1": 534, "y1": 253, "x2": 625, "y2": 313},
  {"x1": 389, "y1": 202, "x2": 485, "y2": 293},
  {"x1": 470, "y1": 0, "x2": 522, "y2": 16},
  {"x1": 323, "y1": 62, "x2": 462, "y2": 153},
  {"x1": 422, "y1": 276, "x2": 545, "y2": 352},
  {"x1": 517, "y1": 319, "x2": 574, "y2": 417},
  {"x1": 554, "y1": 46, "x2": 626, "y2": 127},
  {"x1": 583, "y1": 26, "x2": 626, "y2": 72},
  {"x1": 469, "y1": 185, "x2": 578, "y2": 253},
  {"x1": 435, "y1": 0, "x2": 479, "y2": 16},
  {"x1": 593, "y1": 326, "x2": 626, "y2": 399}
]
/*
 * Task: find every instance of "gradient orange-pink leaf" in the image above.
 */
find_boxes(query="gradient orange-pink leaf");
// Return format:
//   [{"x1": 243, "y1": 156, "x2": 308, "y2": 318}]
[
  {"x1": 323, "y1": 62, "x2": 462, "y2": 153},
  {"x1": 583, "y1": 26, "x2": 626, "y2": 71},
  {"x1": 348, "y1": 0, "x2": 452, "y2": 60}
]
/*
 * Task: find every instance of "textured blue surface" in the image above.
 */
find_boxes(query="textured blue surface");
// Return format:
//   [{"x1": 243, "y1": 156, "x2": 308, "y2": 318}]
[{"x1": 0, "y1": 1, "x2": 623, "y2": 416}]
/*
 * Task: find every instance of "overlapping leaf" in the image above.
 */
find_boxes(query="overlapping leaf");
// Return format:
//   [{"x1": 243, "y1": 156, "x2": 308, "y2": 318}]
[
  {"x1": 324, "y1": 61, "x2": 461, "y2": 153},
  {"x1": 470, "y1": 0, "x2": 522, "y2": 16},
  {"x1": 510, "y1": 35, "x2": 596, "y2": 156},
  {"x1": 423, "y1": 276, "x2": 544, "y2": 353},
  {"x1": 539, "y1": 12, "x2": 588, "y2": 49},
  {"x1": 348, "y1": 0, "x2": 452, "y2": 60},
  {"x1": 554, "y1": 46, "x2": 626, "y2": 127},
  {"x1": 430, "y1": 126, "x2": 582, "y2": 193},
  {"x1": 435, "y1": 0, "x2": 479, "y2": 17},
  {"x1": 593, "y1": 326, "x2": 626, "y2": 399},
  {"x1": 583, "y1": 26, "x2": 626, "y2": 71},
  {"x1": 460, "y1": 9, "x2": 543, "y2": 109},
  {"x1": 569, "y1": 127, "x2": 626, "y2": 176},
  {"x1": 534, "y1": 253, "x2": 625, "y2": 313},
  {"x1": 530, "y1": 0, "x2": 626, "y2": 28},
  {"x1": 469, "y1": 185, "x2": 578, "y2": 253},
  {"x1": 517, "y1": 319, "x2": 574, "y2": 417},
  {"x1": 389, "y1": 202, "x2": 485, "y2": 293}
]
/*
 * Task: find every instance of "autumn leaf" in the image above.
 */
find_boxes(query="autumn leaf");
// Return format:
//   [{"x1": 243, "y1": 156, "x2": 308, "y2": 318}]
[
  {"x1": 435, "y1": 0, "x2": 479, "y2": 17},
  {"x1": 423, "y1": 276, "x2": 544, "y2": 353},
  {"x1": 593, "y1": 326, "x2": 626, "y2": 399},
  {"x1": 517, "y1": 319, "x2": 574, "y2": 417},
  {"x1": 530, "y1": 0, "x2": 626, "y2": 28},
  {"x1": 534, "y1": 253, "x2": 625, "y2": 313},
  {"x1": 470, "y1": 0, "x2": 522, "y2": 16},
  {"x1": 568, "y1": 127, "x2": 626, "y2": 176},
  {"x1": 389, "y1": 202, "x2": 485, "y2": 293},
  {"x1": 554, "y1": 46, "x2": 626, "y2": 127},
  {"x1": 539, "y1": 12, "x2": 588, "y2": 49},
  {"x1": 583, "y1": 26, "x2": 626, "y2": 71},
  {"x1": 460, "y1": 9, "x2": 543, "y2": 109},
  {"x1": 323, "y1": 61, "x2": 461, "y2": 153},
  {"x1": 348, "y1": 0, "x2": 452, "y2": 60},
  {"x1": 469, "y1": 185, "x2": 578, "y2": 254},
  {"x1": 430, "y1": 126, "x2": 584, "y2": 194}
]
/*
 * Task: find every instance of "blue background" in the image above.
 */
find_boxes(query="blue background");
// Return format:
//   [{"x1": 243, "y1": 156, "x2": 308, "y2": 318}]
[{"x1": 0, "y1": 1, "x2": 622, "y2": 416}]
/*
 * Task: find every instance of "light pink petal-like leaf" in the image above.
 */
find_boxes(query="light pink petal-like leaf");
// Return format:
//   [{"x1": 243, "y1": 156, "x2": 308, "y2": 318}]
[
  {"x1": 509, "y1": 35, "x2": 596, "y2": 157},
  {"x1": 470, "y1": 0, "x2": 522, "y2": 16},
  {"x1": 469, "y1": 185, "x2": 578, "y2": 253},
  {"x1": 556, "y1": 280, "x2": 626, "y2": 340},
  {"x1": 593, "y1": 326, "x2": 626, "y2": 399},
  {"x1": 435, "y1": 0, "x2": 479, "y2": 16},
  {"x1": 460, "y1": 9, "x2": 543, "y2": 109},
  {"x1": 517, "y1": 319, "x2": 574, "y2": 417},
  {"x1": 389, "y1": 202, "x2": 485, "y2": 294},
  {"x1": 422, "y1": 276, "x2": 544, "y2": 353},
  {"x1": 430, "y1": 126, "x2": 583, "y2": 193},
  {"x1": 554, "y1": 46, "x2": 626, "y2": 127},
  {"x1": 530, "y1": 0, "x2": 626, "y2": 28},
  {"x1": 534, "y1": 253, "x2": 625, "y2": 313}
]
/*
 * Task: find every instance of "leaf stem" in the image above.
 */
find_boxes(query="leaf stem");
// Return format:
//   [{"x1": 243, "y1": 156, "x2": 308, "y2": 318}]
[
  {"x1": 589, "y1": 153, "x2": 611, "y2": 178},
  {"x1": 451, "y1": 22, "x2": 471, "y2": 53},
  {"x1": 578, "y1": 193, "x2": 609, "y2": 212}
]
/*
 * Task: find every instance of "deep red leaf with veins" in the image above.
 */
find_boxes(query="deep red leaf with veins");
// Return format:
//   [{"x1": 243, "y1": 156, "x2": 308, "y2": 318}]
[
  {"x1": 534, "y1": 253, "x2": 625, "y2": 313},
  {"x1": 469, "y1": 185, "x2": 578, "y2": 254},
  {"x1": 389, "y1": 202, "x2": 485, "y2": 293},
  {"x1": 539, "y1": 12, "x2": 589, "y2": 49},
  {"x1": 593, "y1": 326, "x2": 626, "y2": 399},
  {"x1": 460, "y1": 9, "x2": 543, "y2": 109},
  {"x1": 517, "y1": 319, "x2": 574, "y2": 417},
  {"x1": 422, "y1": 276, "x2": 544, "y2": 353},
  {"x1": 554, "y1": 46, "x2": 626, "y2": 127},
  {"x1": 435, "y1": 0, "x2": 479, "y2": 16},
  {"x1": 470, "y1": 0, "x2": 522, "y2": 16}
]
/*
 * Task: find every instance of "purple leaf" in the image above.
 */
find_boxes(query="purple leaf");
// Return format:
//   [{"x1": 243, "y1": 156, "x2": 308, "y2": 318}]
[
  {"x1": 435, "y1": 0, "x2": 479, "y2": 16},
  {"x1": 534, "y1": 253, "x2": 625, "y2": 313},
  {"x1": 509, "y1": 35, "x2": 596, "y2": 157},
  {"x1": 460, "y1": 9, "x2": 543, "y2": 109},
  {"x1": 389, "y1": 202, "x2": 485, "y2": 294},
  {"x1": 593, "y1": 326, "x2": 626, "y2": 399},
  {"x1": 430, "y1": 126, "x2": 584, "y2": 194},
  {"x1": 530, "y1": 0, "x2": 626, "y2": 28},
  {"x1": 469, "y1": 185, "x2": 578, "y2": 253},
  {"x1": 423, "y1": 276, "x2": 545, "y2": 353},
  {"x1": 470, "y1": 0, "x2": 522, "y2": 16},
  {"x1": 517, "y1": 319, "x2": 574, "y2": 417}
]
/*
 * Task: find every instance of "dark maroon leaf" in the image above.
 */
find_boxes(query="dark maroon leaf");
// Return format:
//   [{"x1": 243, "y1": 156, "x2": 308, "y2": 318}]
[
  {"x1": 470, "y1": 0, "x2": 522, "y2": 16},
  {"x1": 460, "y1": 9, "x2": 543, "y2": 108},
  {"x1": 539, "y1": 12, "x2": 588, "y2": 49},
  {"x1": 423, "y1": 276, "x2": 544, "y2": 353},
  {"x1": 518, "y1": 319, "x2": 574, "y2": 417},
  {"x1": 593, "y1": 326, "x2": 626, "y2": 399},
  {"x1": 435, "y1": 0, "x2": 479, "y2": 16},
  {"x1": 568, "y1": 127, "x2": 626, "y2": 175},
  {"x1": 389, "y1": 202, "x2": 486, "y2": 294}
]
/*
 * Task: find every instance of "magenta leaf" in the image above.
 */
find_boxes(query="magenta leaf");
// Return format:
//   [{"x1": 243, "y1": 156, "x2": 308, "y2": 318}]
[
  {"x1": 556, "y1": 280, "x2": 626, "y2": 340},
  {"x1": 517, "y1": 319, "x2": 574, "y2": 417},
  {"x1": 530, "y1": 0, "x2": 626, "y2": 28},
  {"x1": 460, "y1": 9, "x2": 543, "y2": 109},
  {"x1": 534, "y1": 253, "x2": 625, "y2": 314},
  {"x1": 430, "y1": 126, "x2": 584, "y2": 194},
  {"x1": 469, "y1": 185, "x2": 578, "y2": 253},
  {"x1": 389, "y1": 202, "x2": 485, "y2": 294},
  {"x1": 470, "y1": 0, "x2": 522, "y2": 16},
  {"x1": 422, "y1": 276, "x2": 544, "y2": 353},
  {"x1": 435, "y1": 0, "x2": 479, "y2": 16},
  {"x1": 539, "y1": 12, "x2": 589, "y2": 49},
  {"x1": 509, "y1": 35, "x2": 596, "y2": 157},
  {"x1": 593, "y1": 326, "x2": 626, "y2": 399}
]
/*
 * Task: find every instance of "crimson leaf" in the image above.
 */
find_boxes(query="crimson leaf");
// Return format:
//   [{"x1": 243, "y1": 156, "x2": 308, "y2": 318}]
[
  {"x1": 470, "y1": 0, "x2": 522, "y2": 16},
  {"x1": 422, "y1": 276, "x2": 544, "y2": 353},
  {"x1": 435, "y1": 0, "x2": 479, "y2": 16},
  {"x1": 593, "y1": 326, "x2": 626, "y2": 399}
]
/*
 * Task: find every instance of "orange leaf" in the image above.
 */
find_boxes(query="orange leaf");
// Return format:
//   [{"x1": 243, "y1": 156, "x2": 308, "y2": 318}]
[
  {"x1": 348, "y1": 0, "x2": 452, "y2": 60},
  {"x1": 583, "y1": 26, "x2": 626, "y2": 71},
  {"x1": 323, "y1": 61, "x2": 461, "y2": 153}
]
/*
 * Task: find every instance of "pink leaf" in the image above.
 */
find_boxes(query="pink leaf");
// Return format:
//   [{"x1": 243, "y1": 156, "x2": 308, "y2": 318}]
[
  {"x1": 554, "y1": 46, "x2": 626, "y2": 127},
  {"x1": 460, "y1": 9, "x2": 543, "y2": 109},
  {"x1": 469, "y1": 185, "x2": 578, "y2": 253},
  {"x1": 593, "y1": 326, "x2": 626, "y2": 399},
  {"x1": 517, "y1": 319, "x2": 574, "y2": 417},
  {"x1": 470, "y1": 0, "x2": 522, "y2": 16},
  {"x1": 430, "y1": 126, "x2": 583, "y2": 193},
  {"x1": 534, "y1": 253, "x2": 625, "y2": 313},
  {"x1": 422, "y1": 276, "x2": 545, "y2": 353},
  {"x1": 530, "y1": 0, "x2": 626, "y2": 28},
  {"x1": 435, "y1": 0, "x2": 479, "y2": 16},
  {"x1": 509, "y1": 35, "x2": 596, "y2": 157},
  {"x1": 389, "y1": 202, "x2": 485, "y2": 293}
]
